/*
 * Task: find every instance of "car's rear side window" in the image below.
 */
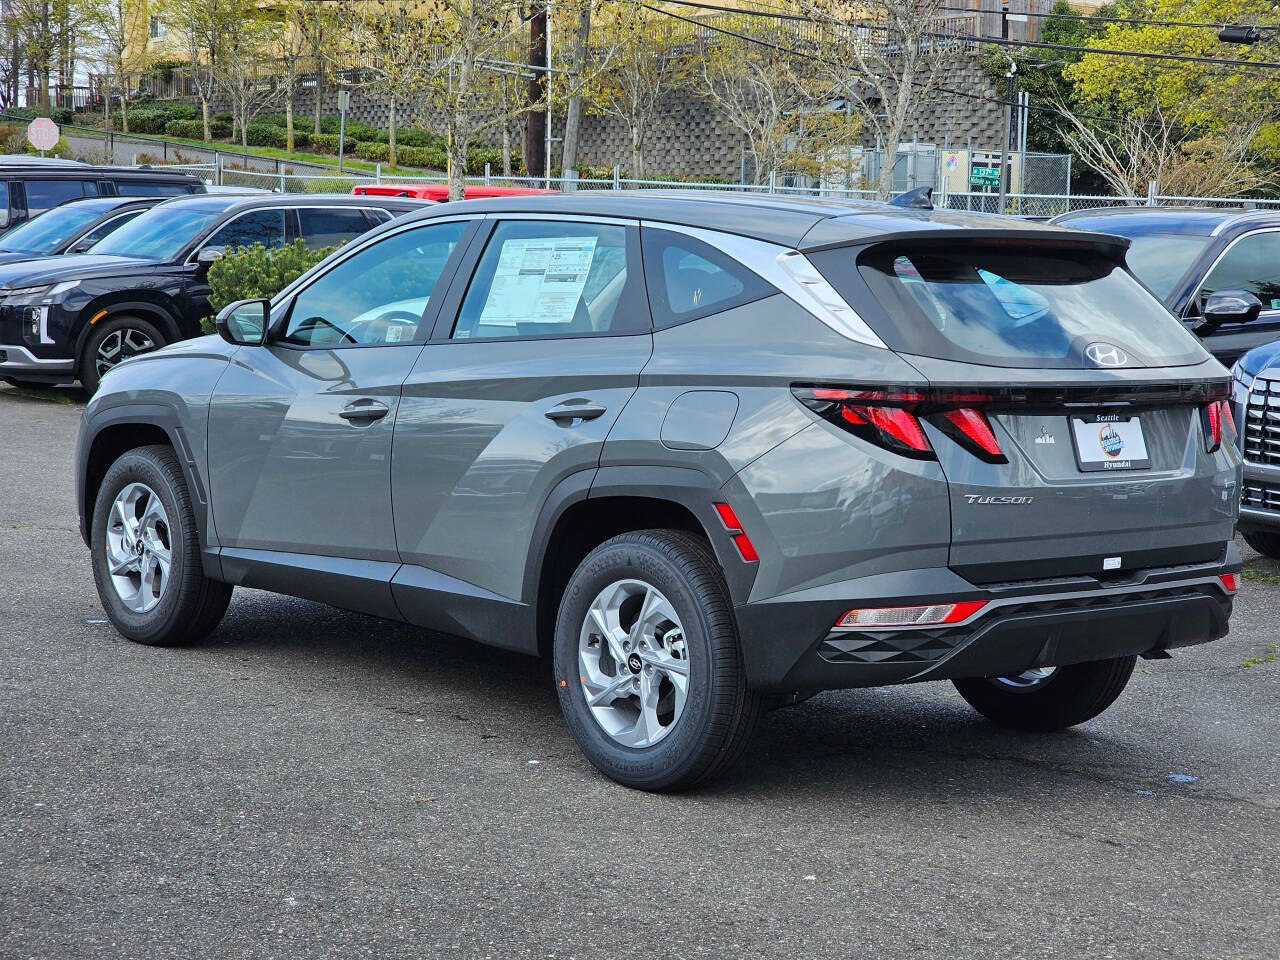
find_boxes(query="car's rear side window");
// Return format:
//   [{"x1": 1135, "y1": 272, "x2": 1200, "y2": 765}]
[
  {"x1": 115, "y1": 181, "x2": 193, "y2": 197},
  {"x1": 0, "y1": 181, "x2": 10, "y2": 229},
  {"x1": 641, "y1": 228, "x2": 774, "y2": 328},
  {"x1": 826, "y1": 241, "x2": 1207, "y2": 369},
  {"x1": 297, "y1": 206, "x2": 374, "y2": 249},
  {"x1": 25, "y1": 179, "x2": 98, "y2": 215}
]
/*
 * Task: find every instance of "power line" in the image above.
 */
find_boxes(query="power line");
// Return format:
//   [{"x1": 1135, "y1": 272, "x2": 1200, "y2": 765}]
[
  {"x1": 655, "y1": 0, "x2": 1280, "y2": 71},
  {"x1": 936, "y1": 4, "x2": 1273, "y2": 33}
]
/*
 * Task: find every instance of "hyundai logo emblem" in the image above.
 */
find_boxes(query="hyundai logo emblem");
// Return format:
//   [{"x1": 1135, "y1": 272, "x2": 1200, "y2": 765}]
[{"x1": 1084, "y1": 343, "x2": 1129, "y2": 367}]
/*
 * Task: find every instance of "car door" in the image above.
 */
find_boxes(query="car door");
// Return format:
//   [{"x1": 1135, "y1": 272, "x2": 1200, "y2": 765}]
[
  {"x1": 391, "y1": 215, "x2": 652, "y2": 620},
  {"x1": 206, "y1": 216, "x2": 477, "y2": 612},
  {"x1": 183, "y1": 207, "x2": 290, "y2": 326},
  {"x1": 1187, "y1": 228, "x2": 1280, "y2": 363}
]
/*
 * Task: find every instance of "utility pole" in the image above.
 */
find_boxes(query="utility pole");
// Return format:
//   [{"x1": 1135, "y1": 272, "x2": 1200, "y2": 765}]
[
  {"x1": 999, "y1": 49, "x2": 1016, "y2": 216},
  {"x1": 526, "y1": 1, "x2": 547, "y2": 183}
]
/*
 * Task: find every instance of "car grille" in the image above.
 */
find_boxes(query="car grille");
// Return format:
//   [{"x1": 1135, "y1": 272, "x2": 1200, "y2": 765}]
[
  {"x1": 1244, "y1": 375, "x2": 1280, "y2": 465},
  {"x1": 1243, "y1": 479, "x2": 1280, "y2": 511}
]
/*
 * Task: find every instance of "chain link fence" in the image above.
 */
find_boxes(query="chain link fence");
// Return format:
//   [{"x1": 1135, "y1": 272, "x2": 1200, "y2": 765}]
[{"x1": 146, "y1": 162, "x2": 1280, "y2": 218}]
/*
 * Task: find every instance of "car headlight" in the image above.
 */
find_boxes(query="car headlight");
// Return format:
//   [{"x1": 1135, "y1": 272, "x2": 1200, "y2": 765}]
[
  {"x1": 1, "y1": 280, "x2": 79, "y2": 305},
  {"x1": 5, "y1": 282, "x2": 78, "y2": 346}
]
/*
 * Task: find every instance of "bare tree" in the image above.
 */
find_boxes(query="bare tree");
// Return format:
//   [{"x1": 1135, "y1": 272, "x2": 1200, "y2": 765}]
[
  {"x1": 276, "y1": 0, "x2": 310, "y2": 153},
  {"x1": 160, "y1": 0, "x2": 228, "y2": 141},
  {"x1": 212, "y1": 3, "x2": 284, "y2": 153},
  {"x1": 798, "y1": 0, "x2": 952, "y2": 199},
  {"x1": 295, "y1": 1, "x2": 333, "y2": 137},
  {"x1": 700, "y1": 33, "x2": 814, "y2": 184},
  {"x1": 594, "y1": 7, "x2": 683, "y2": 177},
  {"x1": 83, "y1": 0, "x2": 140, "y2": 132},
  {"x1": 339, "y1": 0, "x2": 435, "y2": 169},
  {"x1": 1056, "y1": 102, "x2": 1264, "y2": 200}
]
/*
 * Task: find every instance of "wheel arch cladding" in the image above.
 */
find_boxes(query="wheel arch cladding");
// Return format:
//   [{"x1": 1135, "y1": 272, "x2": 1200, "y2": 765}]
[
  {"x1": 78, "y1": 407, "x2": 207, "y2": 552},
  {"x1": 74, "y1": 299, "x2": 184, "y2": 362},
  {"x1": 531, "y1": 490, "x2": 729, "y2": 658}
]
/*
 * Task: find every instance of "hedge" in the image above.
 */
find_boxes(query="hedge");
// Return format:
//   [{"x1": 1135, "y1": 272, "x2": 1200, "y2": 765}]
[
  {"x1": 203, "y1": 239, "x2": 336, "y2": 334},
  {"x1": 309, "y1": 132, "x2": 357, "y2": 154}
]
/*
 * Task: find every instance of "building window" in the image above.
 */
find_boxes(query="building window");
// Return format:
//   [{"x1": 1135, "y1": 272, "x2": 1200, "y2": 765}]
[{"x1": 149, "y1": 16, "x2": 165, "y2": 39}]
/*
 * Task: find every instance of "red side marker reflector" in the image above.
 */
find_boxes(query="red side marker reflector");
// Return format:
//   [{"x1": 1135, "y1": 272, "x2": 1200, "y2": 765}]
[
  {"x1": 835, "y1": 600, "x2": 988, "y2": 631},
  {"x1": 1218, "y1": 573, "x2": 1239, "y2": 594},
  {"x1": 714, "y1": 502, "x2": 759, "y2": 563}
]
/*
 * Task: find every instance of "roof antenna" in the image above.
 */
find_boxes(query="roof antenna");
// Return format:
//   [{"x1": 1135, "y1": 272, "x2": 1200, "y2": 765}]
[{"x1": 890, "y1": 186, "x2": 933, "y2": 210}]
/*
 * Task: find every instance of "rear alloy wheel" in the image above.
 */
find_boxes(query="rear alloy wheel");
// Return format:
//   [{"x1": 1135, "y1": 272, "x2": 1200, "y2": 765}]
[
  {"x1": 554, "y1": 530, "x2": 761, "y2": 791},
  {"x1": 80, "y1": 315, "x2": 166, "y2": 393},
  {"x1": 1243, "y1": 529, "x2": 1280, "y2": 560},
  {"x1": 953, "y1": 655, "x2": 1137, "y2": 732},
  {"x1": 91, "y1": 444, "x2": 232, "y2": 646}
]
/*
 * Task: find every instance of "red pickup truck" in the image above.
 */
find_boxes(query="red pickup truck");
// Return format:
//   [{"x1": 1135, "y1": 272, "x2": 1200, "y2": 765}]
[{"x1": 350, "y1": 184, "x2": 554, "y2": 202}]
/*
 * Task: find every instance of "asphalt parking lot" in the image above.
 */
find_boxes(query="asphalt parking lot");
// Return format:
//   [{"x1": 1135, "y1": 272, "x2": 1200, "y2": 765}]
[{"x1": 2, "y1": 383, "x2": 1278, "y2": 959}]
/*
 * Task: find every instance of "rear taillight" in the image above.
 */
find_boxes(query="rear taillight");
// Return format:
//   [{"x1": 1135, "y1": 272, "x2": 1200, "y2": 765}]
[
  {"x1": 792, "y1": 386, "x2": 1007, "y2": 463},
  {"x1": 1218, "y1": 573, "x2": 1240, "y2": 594},
  {"x1": 834, "y1": 600, "x2": 987, "y2": 631},
  {"x1": 1202, "y1": 398, "x2": 1235, "y2": 452}
]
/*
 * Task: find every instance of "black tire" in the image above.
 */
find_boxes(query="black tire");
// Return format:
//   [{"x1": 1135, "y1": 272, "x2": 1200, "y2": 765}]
[
  {"x1": 952, "y1": 655, "x2": 1137, "y2": 732},
  {"x1": 1244, "y1": 529, "x2": 1280, "y2": 559},
  {"x1": 553, "y1": 530, "x2": 761, "y2": 791},
  {"x1": 79, "y1": 315, "x2": 166, "y2": 394},
  {"x1": 90, "y1": 444, "x2": 232, "y2": 646}
]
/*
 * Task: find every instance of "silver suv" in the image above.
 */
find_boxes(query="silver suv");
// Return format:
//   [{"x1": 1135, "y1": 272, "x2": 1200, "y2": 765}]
[{"x1": 76, "y1": 192, "x2": 1243, "y2": 790}]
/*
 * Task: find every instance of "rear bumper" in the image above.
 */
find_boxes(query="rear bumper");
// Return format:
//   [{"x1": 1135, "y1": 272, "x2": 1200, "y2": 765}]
[{"x1": 735, "y1": 544, "x2": 1239, "y2": 693}]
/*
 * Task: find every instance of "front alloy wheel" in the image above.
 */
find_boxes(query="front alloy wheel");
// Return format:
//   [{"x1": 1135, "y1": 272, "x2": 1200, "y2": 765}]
[
  {"x1": 104, "y1": 481, "x2": 173, "y2": 613},
  {"x1": 95, "y1": 326, "x2": 156, "y2": 381}
]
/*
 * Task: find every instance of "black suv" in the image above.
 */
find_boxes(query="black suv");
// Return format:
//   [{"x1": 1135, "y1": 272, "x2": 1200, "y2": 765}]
[
  {"x1": 0, "y1": 196, "x2": 164, "y2": 266},
  {"x1": 1053, "y1": 206, "x2": 1280, "y2": 366},
  {"x1": 0, "y1": 159, "x2": 204, "y2": 233},
  {"x1": 0, "y1": 193, "x2": 426, "y2": 391}
]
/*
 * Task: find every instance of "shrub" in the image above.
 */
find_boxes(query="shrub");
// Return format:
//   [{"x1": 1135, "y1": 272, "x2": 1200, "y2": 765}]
[
  {"x1": 393, "y1": 145, "x2": 446, "y2": 170},
  {"x1": 213, "y1": 111, "x2": 233, "y2": 125},
  {"x1": 465, "y1": 147, "x2": 514, "y2": 176},
  {"x1": 165, "y1": 119, "x2": 205, "y2": 140},
  {"x1": 354, "y1": 140, "x2": 389, "y2": 162},
  {"x1": 244, "y1": 122, "x2": 288, "y2": 148},
  {"x1": 309, "y1": 132, "x2": 357, "y2": 155},
  {"x1": 203, "y1": 239, "x2": 336, "y2": 333}
]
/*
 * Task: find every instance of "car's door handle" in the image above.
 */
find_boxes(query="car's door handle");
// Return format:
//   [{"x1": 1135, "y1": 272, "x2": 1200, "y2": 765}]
[
  {"x1": 338, "y1": 399, "x2": 390, "y2": 423},
  {"x1": 545, "y1": 399, "x2": 607, "y2": 423}
]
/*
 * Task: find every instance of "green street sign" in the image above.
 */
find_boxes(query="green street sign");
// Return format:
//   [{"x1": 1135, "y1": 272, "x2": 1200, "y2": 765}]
[{"x1": 970, "y1": 165, "x2": 1001, "y2": 188}]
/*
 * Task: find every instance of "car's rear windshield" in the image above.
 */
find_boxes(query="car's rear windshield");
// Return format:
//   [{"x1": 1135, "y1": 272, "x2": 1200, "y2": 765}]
[{"x1": 816, "y1": 241, "x2": 1207, "y2": 368}]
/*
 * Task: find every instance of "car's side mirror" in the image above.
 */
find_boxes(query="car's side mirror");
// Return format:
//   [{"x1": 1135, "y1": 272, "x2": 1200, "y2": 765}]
[
  {"x1": 1200, "y1": 289, "x2": 1263, "y2": 334},
  {"x1": 195, "y1": 246, "x2": 225, "y2": 270},
  {"x1": 215, "y1": 298, "x2": 270, "y2": 346}
]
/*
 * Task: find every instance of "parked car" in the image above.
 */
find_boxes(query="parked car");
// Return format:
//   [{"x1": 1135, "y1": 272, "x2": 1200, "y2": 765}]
[
  {"x1": 0, "y1": 193, "x2": 426, "y2": 391},
  {"x1": 1052, "y1": 206, "x2": 1280, "y2": 366},
  {"x1": 351, "y1": 183, "x2": 553, "y2": 202},
  {"x1": 0, "y1": 196, "x2": 165, "y2": 267},
  {"x1": 1230, "y1": 339, "x2": 1280, "y2": 557},
  {"x1": 76, "y1": 192, "x2": 1241, "y2": 790},
  {"x1": 0, "y1": 162, "x2": 205, "y2": 234}
]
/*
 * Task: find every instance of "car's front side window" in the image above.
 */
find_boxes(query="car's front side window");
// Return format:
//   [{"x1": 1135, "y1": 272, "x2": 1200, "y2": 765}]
[
  {"x1": 1198, "y1": 230, "x2": 1280, "y2": 312},
  {"x1": 282, "y1": 219, "x2": 469, "y2": 347},
  {"x1": 206, "y1": 209, "x2": 287, "y2": 251},
  {"x1": 452, "y1": 220, "x2": 639, "y2": 340}
]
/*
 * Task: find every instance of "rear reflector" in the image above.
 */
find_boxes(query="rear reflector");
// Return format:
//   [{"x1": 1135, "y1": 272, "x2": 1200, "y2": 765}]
[
  {"x1": 1218, "y1": 573, "x2": 1240, "y2": 593},
  {"x1": 834, "y1": 599, "x2": 987, "y2": 631},
  {"x1": 713, "y1": 502, "x2": 759, "y2": 563}
]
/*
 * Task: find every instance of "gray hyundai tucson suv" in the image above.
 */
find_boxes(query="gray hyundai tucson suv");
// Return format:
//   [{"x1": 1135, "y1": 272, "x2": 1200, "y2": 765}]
[{"x1": 75, "y1": 191, "x2": 1242, "y2": 790}]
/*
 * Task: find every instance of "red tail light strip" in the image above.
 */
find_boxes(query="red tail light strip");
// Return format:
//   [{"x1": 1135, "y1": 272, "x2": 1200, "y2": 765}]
[
  {"x1": 835, "y1": 599, "x2": 988, "y2": 631},
  {"x1": 1202, "y1": 398, "x2": 1235, "y2": 453}
]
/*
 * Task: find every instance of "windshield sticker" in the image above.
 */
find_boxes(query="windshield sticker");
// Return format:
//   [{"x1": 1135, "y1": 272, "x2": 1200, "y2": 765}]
[{"x1": 480, "y1": 236, "x2": 598, "y2": 326}]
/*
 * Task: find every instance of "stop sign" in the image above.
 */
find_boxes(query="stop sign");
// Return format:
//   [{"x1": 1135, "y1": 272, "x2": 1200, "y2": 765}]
[{"x1": 27, "y1": 117, "x2": 60, "y2": 152}]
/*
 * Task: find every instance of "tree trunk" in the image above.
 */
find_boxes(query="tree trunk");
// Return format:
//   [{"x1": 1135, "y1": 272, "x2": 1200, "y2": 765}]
[
  {"x1": 448, "y1": 114, "x2": 467, "y2": 201},
  {"x1": 119, "y1": 81, "x2": 128, "y2": 133},
  {"x1": 525, "y1": 2, "x2": 547, "y2": 181},
  {"x1": 286, "y1": 98, "x2": 294, "y2": 153},
  {"x1": 388, "y1": 98, "x2": 397, "y2": 168},
  {"x1": 314, "y1": 65, "x2": 325, "y2": 136},
  {"x1": 201, "y1": 98, "x2": 211, "y2": 142},
  {"x1": 631, "y1": 125, "x2": 642, "y2": 178},
  {"x1": 560, "y1": 1, "x2": 592, "y2": 174}
]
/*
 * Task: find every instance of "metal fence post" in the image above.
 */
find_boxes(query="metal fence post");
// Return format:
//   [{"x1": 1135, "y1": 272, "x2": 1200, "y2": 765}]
[
  {"x1": 613, "y1": 165, "x2": 620, "y2": 190},
  {"x1": 484, "y1": 162, "x2": 491, "y2": 186},
  {"x1": 1147, "y1": 181, "x2": 1158, "y2": 206},
  {"x1": 769, "y1": 170, "x2": 776, "y2": 193},
  {"x1": 376, "y1": 164, "x2": 381, "y2": 184},
  {"x1": 280, "y1": 171, "x2": 286, "y2": 193}
]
